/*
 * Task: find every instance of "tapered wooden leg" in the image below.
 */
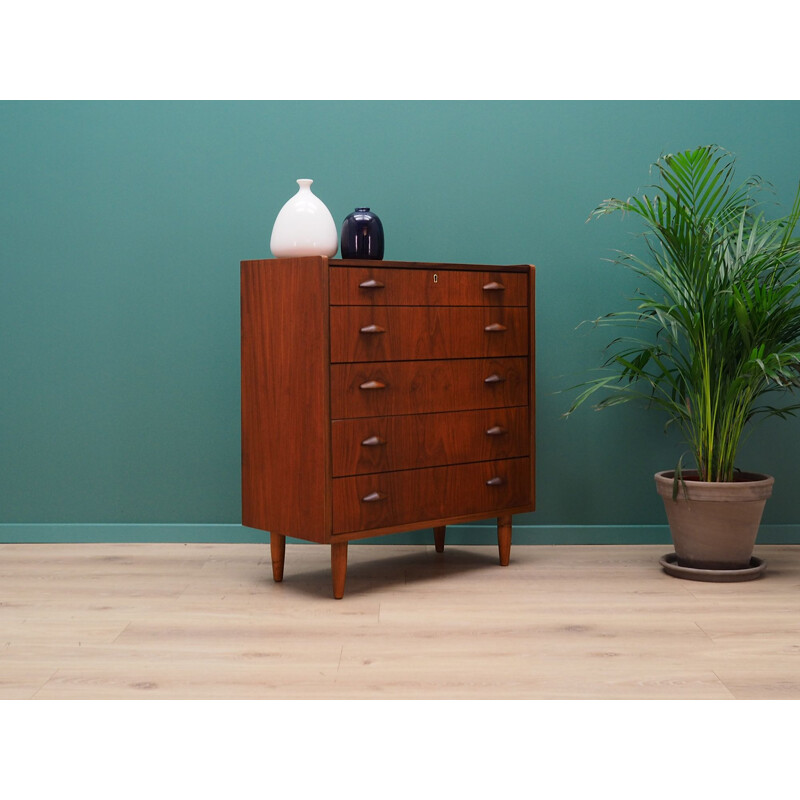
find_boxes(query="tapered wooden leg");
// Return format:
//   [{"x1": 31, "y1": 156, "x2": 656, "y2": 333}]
[
  {"x1": 331, "y1": 542, "x2": 348, "y2": 599},
  {"x1": 270, "y1": 533, "x2": 286, "y2": 582},
  {"x1": 498, "y1": 515, "x2": 512, "y2": 566},
  {"x1": 434, "y1": 526, "x2": 446, "y2": 553}
]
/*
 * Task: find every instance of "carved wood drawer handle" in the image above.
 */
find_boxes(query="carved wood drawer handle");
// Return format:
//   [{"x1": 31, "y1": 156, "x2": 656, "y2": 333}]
[
  {"x1": 485, "y1": 425, "x2": 508, "y2": 436},
  {"x1": 359, "y1": 279, "x2": 385, "y2": 289},
  {"x1": 484, "y1": 323, "x2": 507, "y2": 332},
  {"x1": 486, "y1": 477, "x2": 506, "y2": 487},
  {"x1": 361, "y1": 435, "x2": 386, "y2": 447},
  {"x1": 483, "y1": 281, "x2": 505, "y2": 292},
  {"x1": 359, "y1": 380, "x2": 387, "y2": 390},
  {"x1": 362, "y1": 491, "x2": 386, "y2": 503},
  {"x1": 484, "y1": 373, "x2": 505, "y2": 384},
  {"x1": 359, "y1": 324, "x2": 386, "y2": 334}
]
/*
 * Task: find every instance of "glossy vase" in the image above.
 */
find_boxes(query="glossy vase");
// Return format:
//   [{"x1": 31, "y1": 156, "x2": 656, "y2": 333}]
[
  {"x1": 270, "y1": 179, "x2": 339, "y2": 258},
  {"x1": 340, "y1": 207, "x2": 384, "y2": 260}
]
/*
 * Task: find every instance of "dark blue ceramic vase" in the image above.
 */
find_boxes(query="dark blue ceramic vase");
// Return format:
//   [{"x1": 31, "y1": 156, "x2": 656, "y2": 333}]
[{"x1": 340, "y1": 207, "x2": 384, "y2": 260}]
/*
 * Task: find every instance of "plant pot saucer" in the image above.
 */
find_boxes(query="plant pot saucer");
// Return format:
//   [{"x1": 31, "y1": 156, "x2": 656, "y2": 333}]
[{"x1": 659, "y1": 553, "x2": 766, "y2": 582}]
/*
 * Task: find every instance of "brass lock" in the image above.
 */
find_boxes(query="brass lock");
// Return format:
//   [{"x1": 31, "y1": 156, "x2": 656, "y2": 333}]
[{"x1": 433, "y1": 273, "x2": 438, "y2": 284}]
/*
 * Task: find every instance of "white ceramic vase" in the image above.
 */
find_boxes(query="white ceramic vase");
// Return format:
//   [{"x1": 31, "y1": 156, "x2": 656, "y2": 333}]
[{"x1": 270, "y1": 179, "x2": 339, "y2": 258}]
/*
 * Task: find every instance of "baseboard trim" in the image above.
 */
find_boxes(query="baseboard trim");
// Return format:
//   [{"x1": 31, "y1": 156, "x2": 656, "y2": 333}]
[
  {"x1": 2, "y1": 523, "x2": 800, "y2": 545},
  {"x1": 0, "y1": 524, "x2": 266, "y2": 544}
]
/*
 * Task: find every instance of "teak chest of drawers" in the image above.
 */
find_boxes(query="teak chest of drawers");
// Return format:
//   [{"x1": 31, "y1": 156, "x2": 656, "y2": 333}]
[{"x1": 241, "y1": 257, "x2": 535, "y2": 598}]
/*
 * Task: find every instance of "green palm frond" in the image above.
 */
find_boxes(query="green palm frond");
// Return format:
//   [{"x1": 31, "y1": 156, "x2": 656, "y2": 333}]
[{"x1": 567, "y1": 145, "x2": 800, "y2": 481}]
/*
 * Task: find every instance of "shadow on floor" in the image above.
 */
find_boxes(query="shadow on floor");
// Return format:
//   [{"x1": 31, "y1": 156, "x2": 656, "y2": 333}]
[{"x1": 255, "y1": 545, "x2": 514, "y2": 599}]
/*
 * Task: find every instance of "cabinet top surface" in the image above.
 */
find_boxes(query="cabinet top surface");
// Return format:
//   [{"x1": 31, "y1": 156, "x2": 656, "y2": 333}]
[{"x1": 241, "y1": 257, "x2": 534, "y2": 273}]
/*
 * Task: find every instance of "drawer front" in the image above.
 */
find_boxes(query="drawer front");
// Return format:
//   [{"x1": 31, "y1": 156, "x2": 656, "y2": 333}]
[
  {"x1": 330, "y1": 357, "x2": 528, "y2": 419},
  {"x1": 333, "y1": 457, "x2": 531, "y2": 534},
  {"x1": 330, "y1": 306, "x2": 528, "y2": 363},
  {"x1": 330, "y1": 267, "x2": 528, "y2": 307},
  {"x1": 332, "y1": 407, "x2": 529, "y2": 476}
]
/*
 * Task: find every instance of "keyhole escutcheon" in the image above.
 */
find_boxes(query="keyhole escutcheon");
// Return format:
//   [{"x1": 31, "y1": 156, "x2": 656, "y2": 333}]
[{"x1": 433, "y1": 273, "x2": 438, "y2": 284}]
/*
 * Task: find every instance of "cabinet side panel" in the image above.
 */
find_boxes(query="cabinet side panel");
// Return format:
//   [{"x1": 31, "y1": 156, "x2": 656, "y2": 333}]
[
  {"x1": 529, "y1": 265, "x2": 536, "y2": 510},
  {"x1": 241, "y1": 258, "x2": 330, "y2": 541}
]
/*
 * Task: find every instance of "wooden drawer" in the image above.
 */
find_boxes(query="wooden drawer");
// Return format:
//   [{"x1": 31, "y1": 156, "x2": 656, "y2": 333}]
[
  {"x1": 330, "y1": 357, "x2": 528, "y2": 419},
  {"x1": 332, "y1": 407, "x2": 529, "y2": 476},
  {"x1": 330, "y1": 306, "x2": 528, "y2": 363},
  {"x1": 330, "y1": 267, "x2": 528, "y2": 307},
  {"x1": 333, "y1": 457, "x2": 531, "y2": 534}
]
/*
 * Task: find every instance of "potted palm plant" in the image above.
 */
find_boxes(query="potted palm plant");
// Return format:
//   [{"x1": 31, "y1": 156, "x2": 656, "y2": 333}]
[{"x1": 566, "y1": 145, "x2": 800, "y2": 581}]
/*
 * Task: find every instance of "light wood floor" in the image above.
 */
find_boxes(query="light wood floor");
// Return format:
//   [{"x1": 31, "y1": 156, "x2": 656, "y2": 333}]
[{"x1": 2, "y1": 541, "x2": 799, "y2": 699}]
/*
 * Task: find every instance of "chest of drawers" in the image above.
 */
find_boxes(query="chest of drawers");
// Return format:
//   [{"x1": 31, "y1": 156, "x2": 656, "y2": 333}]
[{"x1": 241, "y1": 257, "x2": 535, "y2": 597}]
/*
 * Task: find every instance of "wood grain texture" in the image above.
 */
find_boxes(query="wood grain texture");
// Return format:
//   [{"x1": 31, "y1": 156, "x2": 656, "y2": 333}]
[
  {"x1": 528, "y1": 265, "x2": 536, "y2": 512},
  {"x1": 329, "y1": 266, "x2": 528, "y2": 306},
  {"x1": 498, "y1": 515, "x2": 512, "y2": 566},
  {"x1": 331, "y1": 357, "x2": 529, "y2": 419},
  {"x1": 270, "y1": 533, "x2": 285, "y2": 582},
  {"x1": 331, "y1": 542, "x2": 348, "y2": 599},
  {"x1": 4, "y1": 542, "x2": 800, "y2": 699},
  {"x1": 328, "y1": 504, "x2": 535, "y2": 542},
  {"x1": 330, "y1": 306, "x2": 528, "y2": 362},
  {"x1": 331, "y1": 260, "x2": 530, "y2": 272},
  {"x1": 331, "y1": 407, "x2": 529, "y2": 476},
  {"x1": 240, "y1": 257, "x2": 331, "y2": 541},
  {"x1": 332, "y1": 457, "x2": 531, "y2": 534},
  {"x1": 241, "y1": 258, "x2": 535, "y2": 593}
]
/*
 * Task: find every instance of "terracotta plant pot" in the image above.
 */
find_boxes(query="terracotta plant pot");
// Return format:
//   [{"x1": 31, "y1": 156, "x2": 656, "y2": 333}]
[{"x1": 654, "y1": 470, "x2": 774, "y2": 570}]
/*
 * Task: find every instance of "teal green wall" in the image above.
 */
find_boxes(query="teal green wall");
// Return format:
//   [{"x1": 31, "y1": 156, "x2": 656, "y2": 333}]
[{"x1": 3, "y1": 100, "x2": 800, "y2": 543}]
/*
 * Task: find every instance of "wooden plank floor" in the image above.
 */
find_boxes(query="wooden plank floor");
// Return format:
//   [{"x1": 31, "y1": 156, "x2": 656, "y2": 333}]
[{"x1": 2, "y1": 542, "x2": 799, "y2": 699}]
